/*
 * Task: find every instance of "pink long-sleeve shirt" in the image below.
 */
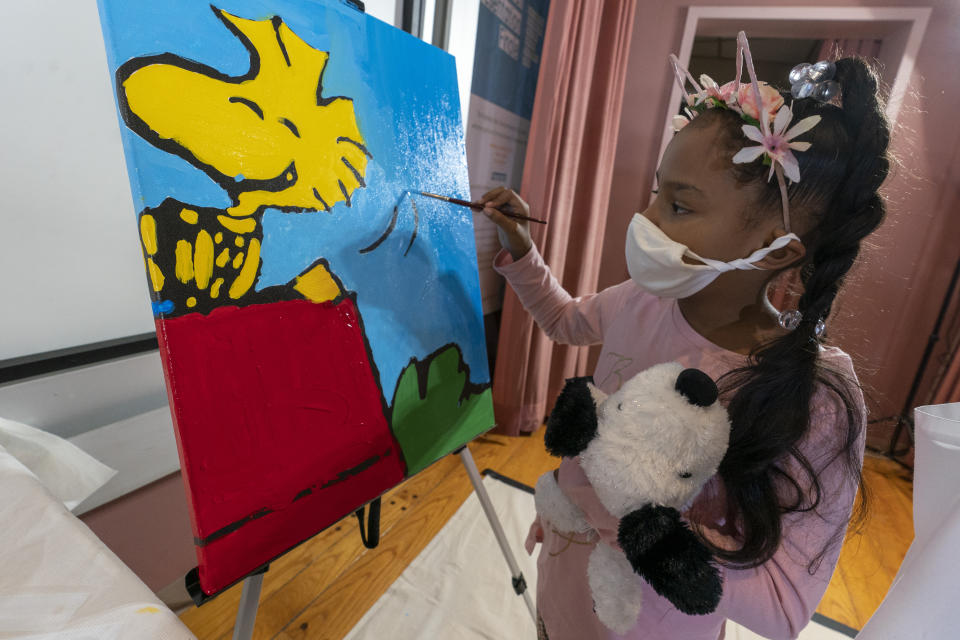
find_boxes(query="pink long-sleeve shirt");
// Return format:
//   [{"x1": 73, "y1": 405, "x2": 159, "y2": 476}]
[{"x1": 493, "y1": 246, "x2": 865, "y2": 640}]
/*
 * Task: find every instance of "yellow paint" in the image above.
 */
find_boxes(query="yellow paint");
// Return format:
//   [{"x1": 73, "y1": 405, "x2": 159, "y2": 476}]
[
  {"x1": 119, "y1": 10, "x2": 369, "y2": 218},
  {"x1": 146, "y1": 258, "x2": 164, "y2": 292},
  {"x1": 187, "y1": 297, "x2": 197, "y2": 308},
  {"x1": 216, "y1": 248, "x2": 230, "y2": 268},
  {"x1": 235, "y1": 236, "x2": 245, "y2": 247},
  {"x1": 136, "y1": 606, "x2": 160, "y2": 615},
  {"x1": 232, "y1": 251, "x2": 244, "y2": 269},
  {"x1": 211, "y1": 277, "x2": 224, "y2": 299},
  {"x1": 215, "y1": 232, "x2": 223, "y2": 244},
  {"x1": 174, "y1": 240, "x2": 194, "y2": 283},
  {"x1": 229, "y1": 237, "x2": 260, "y2": 299},
  {"x1": 217, "y1": 215, "x2": 256, "y2": 234},
  {"x1": 179, "y1": 208, "x2": 199, "y2": 224},
  {"x1": 194, "y1": 230, "x2": 214, "y2": 289},
  {"x1": 139, "y1": 215, "x2": 158, "y2": 256},
  {"x1": 294, "y1": 262, "x2": 341, "y2": 303}
]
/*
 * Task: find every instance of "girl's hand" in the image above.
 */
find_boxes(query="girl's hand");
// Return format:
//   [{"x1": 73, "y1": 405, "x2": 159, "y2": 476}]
[{"x1": 477, "y1": 187, "x2": 533, "y2": 261}]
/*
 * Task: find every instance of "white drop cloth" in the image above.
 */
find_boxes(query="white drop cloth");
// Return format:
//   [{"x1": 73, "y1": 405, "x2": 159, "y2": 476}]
[
  {"x1": 344, "y1": 475, "x2": 853, "y2": 640},
  {"x1": 0, "y1": 443, "x2": 194, "y2": 639},
  {"x1": 0, "y1": 416, "x2": 116, "y2": 511}
]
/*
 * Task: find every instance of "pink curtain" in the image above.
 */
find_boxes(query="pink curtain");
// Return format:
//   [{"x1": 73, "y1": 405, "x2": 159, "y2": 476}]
[
  {"x1": 933, "y1": 352, "x2": 960, "y2": 405},
  {"x1": 490, "y1": 0, "x2": 637, "y2": 435},
  {"x1": 932, "y1": 274, "x2": 960, "y2": 405}
]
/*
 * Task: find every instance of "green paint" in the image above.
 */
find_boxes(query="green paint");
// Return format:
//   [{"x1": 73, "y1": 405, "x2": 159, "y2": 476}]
[{"x1": 390, "y1": 344, "x2": 495, "y2": 475}]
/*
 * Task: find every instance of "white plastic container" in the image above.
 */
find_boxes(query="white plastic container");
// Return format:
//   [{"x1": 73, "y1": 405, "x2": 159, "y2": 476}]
[{"x1": 858, "y1": 402, "x2": 960, "y2": 639}]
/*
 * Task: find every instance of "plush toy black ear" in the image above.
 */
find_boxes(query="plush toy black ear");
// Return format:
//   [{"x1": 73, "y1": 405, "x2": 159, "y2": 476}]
[
  {"x1": 675, "y1": 368, "x2": 718, "y2": 407},
  {"x1": 617, "y1": 505, "x2": 723, "y2": 615},
  {"x1": 544, "y1": 376, "x2": 598, "y2": 458}
]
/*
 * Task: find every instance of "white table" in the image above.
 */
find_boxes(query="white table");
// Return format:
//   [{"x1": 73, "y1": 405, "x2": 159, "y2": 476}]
[{"x1": 0, "y1": 444, "x2": 195, "y2": 639}]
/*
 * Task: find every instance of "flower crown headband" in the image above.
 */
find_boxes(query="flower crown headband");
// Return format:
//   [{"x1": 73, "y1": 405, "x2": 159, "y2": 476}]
[{"x1": 668, "y1": 31, "x2": 835, "y2": 234}]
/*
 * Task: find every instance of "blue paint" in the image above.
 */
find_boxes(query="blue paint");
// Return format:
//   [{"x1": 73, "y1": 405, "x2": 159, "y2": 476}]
[
  {"x1": 99, "y1": 0, "x2": 490, "y2": 391},
  {"x1": 152, "y1": 299, "x2": 175, "y2": 315}
]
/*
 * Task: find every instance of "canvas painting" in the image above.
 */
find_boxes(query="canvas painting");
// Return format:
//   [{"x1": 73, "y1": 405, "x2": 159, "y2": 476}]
[{"x1": 97, "y1": 0, "x2": 494, "y2": 596}]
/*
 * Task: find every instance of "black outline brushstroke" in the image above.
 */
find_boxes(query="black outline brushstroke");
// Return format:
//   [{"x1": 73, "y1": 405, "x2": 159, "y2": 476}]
[
  {"x1": 271, "y1": 15, "x2": 291, "y2": 66},
  {"x1": 279, "y1": 117, "x2": 300, "y2": 137},
  {"x1": 312, "y1": 188, "x2": 331, "y2": 212},
  {"x1": 138, "y1": 199, "x2": 359, "y2": 317},
  {"x1": 321, "y1": 448, "x2": 391, "y2": 488},
  {"x1": 114, "y1": 5, "x2": 364, "y2": 216},
  {"x1": 337, "y1": 135, "x2": 372, "y2": 157},
  {"x1": 194, "y1": 507, "x2": 273, "y2": 547},
  {"x1": 228, "y1": 96, "x2": 263, "y2": 119},
  {"x1": 338, "y1": 179, "x2": 351, "y2": 207},
  {"x1": 403, "y1": 197, "x2": 419, "y2": 257},
  {"x1": 388, "y1": 342, "x2": 492, "y2": 421},
  {"x1": 341, "y1": 157, "x2": 366, "y2": 188},
  {"x1": 195, "y1": 447, "x2": 391, "y2": 546},
  {"x1": 359, "y1": 204, "x2": 398, "y2": 253}
]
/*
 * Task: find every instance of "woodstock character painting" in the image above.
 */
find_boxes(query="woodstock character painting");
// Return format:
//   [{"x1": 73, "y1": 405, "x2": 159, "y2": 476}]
[
  {"x1": 119, "y1": 9, "x2": 370, "y2": 314},
  {"x1": 105, "y1": 4, "x2": 493, "y2": 595}
]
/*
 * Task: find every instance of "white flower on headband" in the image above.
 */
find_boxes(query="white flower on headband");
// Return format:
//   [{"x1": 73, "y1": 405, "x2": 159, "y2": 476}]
[
  {"x1": 668, "y1": 32, "x2": 826, "y2": 232},
  {"x1": 671, "y1": 106, "x2": 695, "y2": 132},
  {"x1": 732, "y1": 103, "x2": 821, "y2": 183},
  {"x1": 697, "y1": 75, "x2": 737, "y2": 107}
]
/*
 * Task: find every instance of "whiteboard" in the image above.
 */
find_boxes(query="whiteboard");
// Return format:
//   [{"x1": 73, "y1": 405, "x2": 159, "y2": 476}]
[{"x1": 0, "y1": 0, "x2": 156, "y2": 362}]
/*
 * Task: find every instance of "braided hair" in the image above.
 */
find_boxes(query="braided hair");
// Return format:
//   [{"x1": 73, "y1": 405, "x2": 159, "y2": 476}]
[{"x1": 688, "y1": 58, "x2": 890, "y2": 570}]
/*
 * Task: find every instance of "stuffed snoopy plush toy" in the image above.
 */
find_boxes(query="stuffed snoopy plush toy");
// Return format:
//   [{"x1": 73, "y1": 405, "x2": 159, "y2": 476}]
[{"x1": 534, "y1": 362, "x2": 731, "y2": 633}]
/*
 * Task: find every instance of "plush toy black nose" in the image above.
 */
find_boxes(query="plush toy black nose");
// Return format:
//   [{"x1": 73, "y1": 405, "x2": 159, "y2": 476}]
[{"x1": 675, "y1": 369, "x2": 718, "y2": 407}]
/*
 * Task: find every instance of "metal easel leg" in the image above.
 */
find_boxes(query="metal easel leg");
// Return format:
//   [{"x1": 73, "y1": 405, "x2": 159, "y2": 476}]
[
  {"x1": 232, "y1": 571, "x2": 265, "y2": 640},
  {"x1": 458, "y1": 446, "x2": 537, "y2": 624}
]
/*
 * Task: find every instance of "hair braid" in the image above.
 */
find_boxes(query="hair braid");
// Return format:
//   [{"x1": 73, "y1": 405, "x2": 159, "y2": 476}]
[
  {"x1": 798, "y1": 58, "x2": 890, "y2": 337},
  {"x1": 689, "y1": 56, "x2": 891, "y2": 570}
]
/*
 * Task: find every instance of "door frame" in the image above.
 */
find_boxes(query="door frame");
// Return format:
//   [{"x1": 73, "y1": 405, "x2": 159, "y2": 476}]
[{"x1": 655, "y1": 6, "x2": 932, "y2": 168}]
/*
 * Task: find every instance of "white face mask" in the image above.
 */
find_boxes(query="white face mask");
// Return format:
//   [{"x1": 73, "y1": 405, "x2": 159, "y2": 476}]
[{"x1": 624, "y1": 214, "x2": 802, "y2": 299}]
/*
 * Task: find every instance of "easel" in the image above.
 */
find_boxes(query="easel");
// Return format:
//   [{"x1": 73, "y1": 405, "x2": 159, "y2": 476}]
[
  {"x1": 177, "y1": 0, "x2": 535, "y2": 634},
  {"x1": 215, "y1": 445, "x2": 536, "y2": 639}
]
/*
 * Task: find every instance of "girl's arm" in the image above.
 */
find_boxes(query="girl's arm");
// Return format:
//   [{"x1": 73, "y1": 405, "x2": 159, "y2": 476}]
[
  {"x1": 494, "y1": 246, "x2": 633, "y2": 346},
  {"x1": 480, "y1": 187, "x2": 632, "y2": 347}
]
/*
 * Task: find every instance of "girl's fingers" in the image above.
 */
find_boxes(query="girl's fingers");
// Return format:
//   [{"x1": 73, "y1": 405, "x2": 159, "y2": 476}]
[
  {"x1": 489, "y1": 189, "x2": 516, "y2": 207},
  {"x1": 478, "y1": 186, "x2": 506, "y2": 204},
  {"x1": 482, "y1": 205, "x2": 516, "y2": 229}
]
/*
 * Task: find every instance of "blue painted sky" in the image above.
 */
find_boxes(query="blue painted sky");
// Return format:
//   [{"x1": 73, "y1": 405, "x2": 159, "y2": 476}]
[{"x1": 98, "y1": 0, "x2": 489, "y2": 392}]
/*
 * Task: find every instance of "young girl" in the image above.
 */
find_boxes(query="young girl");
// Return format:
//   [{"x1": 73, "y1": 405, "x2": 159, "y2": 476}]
[{"x1": 478, "y1": 42, "x2": 890, "y2": 640}]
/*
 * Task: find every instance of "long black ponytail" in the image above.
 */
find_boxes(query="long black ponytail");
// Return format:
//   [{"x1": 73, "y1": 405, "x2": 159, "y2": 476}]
[{"x1": 689, "y1": 58, "x2": 891, "y2": 569}]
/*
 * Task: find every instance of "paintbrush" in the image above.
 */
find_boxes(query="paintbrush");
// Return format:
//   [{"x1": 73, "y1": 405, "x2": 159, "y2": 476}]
[{"x1": 416, "y1": 191, "x2": 547, "y2": 224}]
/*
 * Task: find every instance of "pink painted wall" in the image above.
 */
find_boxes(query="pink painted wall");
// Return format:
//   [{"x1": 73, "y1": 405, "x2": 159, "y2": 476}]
[
  {"x1": 79, "y1": 472, "x2": 196, "y2": 592},
  {"x1": 597, "y1": 0, "x2": 960, "y2": 446}
]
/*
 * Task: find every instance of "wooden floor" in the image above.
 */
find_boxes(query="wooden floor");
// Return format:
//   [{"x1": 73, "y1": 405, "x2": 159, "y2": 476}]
[{"x1": 178, "y1": 428, "x2": 913, "y2": 639}]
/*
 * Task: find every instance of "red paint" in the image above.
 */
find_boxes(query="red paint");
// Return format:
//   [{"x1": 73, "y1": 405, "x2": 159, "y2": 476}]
[{"x1": 155, "y1": 297, "x2": 407, "y2": 594}]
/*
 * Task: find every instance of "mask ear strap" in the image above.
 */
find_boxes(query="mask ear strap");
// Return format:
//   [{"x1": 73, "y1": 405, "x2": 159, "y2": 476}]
[{"x1": 736, "y1": 31, "x2": 792, "y2": 233}]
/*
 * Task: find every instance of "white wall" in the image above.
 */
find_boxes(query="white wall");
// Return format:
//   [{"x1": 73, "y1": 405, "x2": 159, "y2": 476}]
[
  {"x1": 363, "y1": 0, "x2": 402, "y2": 26},
  {"x1": 0, "y1": 0, "x2": 157, "y2": 362},
  {"x1": 447, "y1": 0, "x2": 481, "y2": 127}
]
